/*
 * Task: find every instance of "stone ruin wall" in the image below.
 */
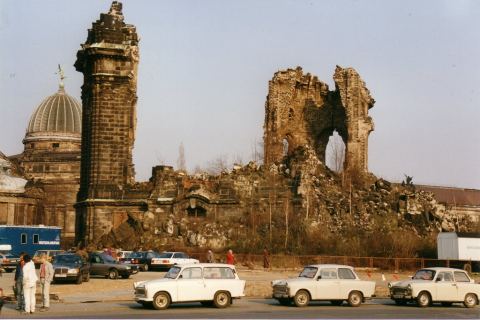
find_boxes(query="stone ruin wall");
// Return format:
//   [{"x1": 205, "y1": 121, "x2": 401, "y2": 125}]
[
  {"x1": 264, "y1": 66, "x2": 374, "y2": 172},
  {"x1": 74, "y1": 2, "x2": 477, "y2": 252}
]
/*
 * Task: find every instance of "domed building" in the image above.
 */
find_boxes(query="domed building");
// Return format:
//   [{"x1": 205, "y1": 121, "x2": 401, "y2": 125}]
[{"x1": 9, "y1": 78, "x2": 82, "y2": 247}]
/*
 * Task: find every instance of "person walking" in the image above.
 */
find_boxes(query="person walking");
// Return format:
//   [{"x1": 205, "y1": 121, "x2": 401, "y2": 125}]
[
  {"x1": 263, "y1": 247, "x2": 270, "y2": 270},
  {"x1": 226, "y1": 249, "x2": 236, "y2": 265},
  {"x1": 206, "y1": 250, "x2": 214, "y2": 263},
  {"x1": 39, "y1": 254, "x2": 54, "y2": 312},
  {"x1": 22, "y1": 254, "x2": 38, "y2": 314},
  {"x1": 14, "y1": 252, "x2": 25, "y2": 311}
]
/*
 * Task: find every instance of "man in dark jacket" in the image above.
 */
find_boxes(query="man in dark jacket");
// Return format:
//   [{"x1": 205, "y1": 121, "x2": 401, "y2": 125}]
[{"x1": 14, "y1": 252, "x2": 26, "y2": 311}]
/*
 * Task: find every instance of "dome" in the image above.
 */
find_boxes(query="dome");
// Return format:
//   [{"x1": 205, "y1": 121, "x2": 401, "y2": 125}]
[{"x1": 26, "y1": 86, "x2": 82, "y2": 140}]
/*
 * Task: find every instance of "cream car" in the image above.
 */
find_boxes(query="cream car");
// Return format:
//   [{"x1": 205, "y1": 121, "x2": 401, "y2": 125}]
[
  {"x1": 134, "y1": 263, "x2": 245, "y2": 310},
  {"x1": 389, "y1": 267, "x2": 480, "y2": 308},
  {"x1": 272, "y1": 264, "x2": 376, "y2": 307}
]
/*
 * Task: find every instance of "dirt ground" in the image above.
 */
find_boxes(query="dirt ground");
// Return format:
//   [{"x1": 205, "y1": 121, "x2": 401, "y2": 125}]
[{"x1": 1, "y1": 267, "x2": 478, "y2": 302}]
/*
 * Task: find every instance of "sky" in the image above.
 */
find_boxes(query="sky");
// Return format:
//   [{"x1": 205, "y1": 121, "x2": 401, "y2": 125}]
[{"x1": 0, "y1": 0, "x2": 479, "y2": 188}]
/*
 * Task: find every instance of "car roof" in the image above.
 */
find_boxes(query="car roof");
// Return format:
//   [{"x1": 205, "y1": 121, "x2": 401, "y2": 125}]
[
  {"x1": 175, "y1": 263, "x2": 234, "y2": 269},
  {"x1": 306, "y1": 264, "x2": 354, "y2": 269},
  {"x1": 420, "y1": 267, "x2": 468, "y2": 272}
]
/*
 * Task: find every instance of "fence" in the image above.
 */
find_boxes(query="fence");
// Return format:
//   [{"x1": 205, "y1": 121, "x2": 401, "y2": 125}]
[{"x1": 187, "y1": 252, "x2": 475, "y2": 272}]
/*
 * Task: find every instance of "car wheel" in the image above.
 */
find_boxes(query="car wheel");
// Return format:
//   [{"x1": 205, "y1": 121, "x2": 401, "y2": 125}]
[
  {"x1": 83, "y1": 272, "x2": 90, "y2": 282},
  {"x1": 108, "y1": 268, "x2": 119, "y2": 280},
  {"x1": 213, "y1": 291, "x2": 231, "y2": 308},
  {"x1": 143, "y1": 264, "x2": 149, "y2": 272},
  {"x1": 278, "y1": 298, "x2": 291, "y2": 306},
  {"x1": 416, "y1": 291, "x2": 431, "y2": 308},
  {"x1": 293, "y1": 290, "x2": 310, "y2": 307},
  {"x1": 394, "y1": 299, "x2": 407, "y2": 306},
  {"x1": 200, "y1": 301, "x2": 214, "y2": 307},
  {"x1": 152, "y1": 292, "x2": 171, "y2": 310},
  {"x1": 330, "y1": 300, "x2": 343, "y2": 306},
  {"x1": 463, "y1": 293, "x2": 478, "y2": 308},
  {"x1": 347, "y1": 291, "x2": 363, "y2": 307},
  {"x1": 76, "y1": 274, "x2": 83, "y2": 285},
  {"x1": 441, "y1": 302, "x2": 453, "y2": 307}
]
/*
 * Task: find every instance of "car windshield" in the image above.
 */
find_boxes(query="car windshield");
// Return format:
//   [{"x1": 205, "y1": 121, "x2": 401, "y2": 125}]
[
  {"x1": 127, "y1": 252, "x2": 146, "y2": 259},
  {"x1": 299, "y1": 267, "x2": 318, "y2": 278},
  {"x1": 158, "y1": 252, "x2": 173, "y2": 259},
  {"x1": 54, "y1": 255, "x2": 81, "y2": 264},
  {"x1": 100, "y1": 253, "x2": 117, "y2": 263},
  {"x1": 165, "y1": 267, "x2": 181, "y2": 279},
  {"x1": 413, "y1": 269, "x2": 436, "y2": 280}
]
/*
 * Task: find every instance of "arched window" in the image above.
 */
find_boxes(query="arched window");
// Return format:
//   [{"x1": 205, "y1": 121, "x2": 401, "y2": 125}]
[{"x1": 325, "y1": 130, "x2": 345, "y2": 172}]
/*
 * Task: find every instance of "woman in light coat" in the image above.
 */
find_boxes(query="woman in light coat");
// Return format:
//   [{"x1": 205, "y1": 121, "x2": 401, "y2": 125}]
[{"x1": 22, "y1": 255, "x2": 38, "y2": 314}]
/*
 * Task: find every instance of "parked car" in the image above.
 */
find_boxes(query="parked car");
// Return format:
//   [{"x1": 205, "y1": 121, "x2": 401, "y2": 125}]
[
  {"x1": 271, "y1": 264, "x2": 376, "y2": 307},
  {"x1": 33, "y1": 249, "x2": 64, "y2": 267},
  {"x1": 52, "y1": 253, "x2": 90, "y2": 284},
  {"x1": 0, "y1": 253, "x2": 20, "y2": 273},
  {"x1": 150, "y1": 252, "x2": 199, "y2": 270},
  {"x1": 89, "y1": 252, "x2": 137, "y2": 279},
  {"x1": 120, "y1": 251, "x2": 162, "y2": 271},
  {"x1": 134, "y1": 263, "x2": 245, "y2": 310},
  {"x1": 388, "y1": 267, "x2": 480, "y2": 308}
]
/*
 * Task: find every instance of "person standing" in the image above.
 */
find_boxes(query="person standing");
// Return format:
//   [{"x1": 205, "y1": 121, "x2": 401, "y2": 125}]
[
  {"x1": 206, "y1": 250, "x2": 214, "y2": 263},
  {"x1": 226, "y1": 249, "x2": 235, "y2": 265},
  {"x1": 263, "y1": 247, "x2": 270, "y2": 270},
  {"x1": 39, "y1": 254, "x2": 54, "y2": 312},
  {"x1": 14, "y1": 252, "x2": 25, "y2": 311},
  {"x1": 22, "y1": 254, "x2": 38, "y2": 314}
]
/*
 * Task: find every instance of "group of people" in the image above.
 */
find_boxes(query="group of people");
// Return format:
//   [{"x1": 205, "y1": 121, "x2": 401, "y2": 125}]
[
  {"x1": 205, "y1": 247, "x2": 271, "y2": 269},
  {"x1": 14, "y1": 252, "x2": 53, "y2": 314}
]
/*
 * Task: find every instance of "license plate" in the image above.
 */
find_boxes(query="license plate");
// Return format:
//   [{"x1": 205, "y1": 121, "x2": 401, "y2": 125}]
[
  {"x1": 393, "y1": 294, "x2": 404, "y2": 299},
  {"x1": 55, "y1": 274, "x2": 67, "y2": 278}
]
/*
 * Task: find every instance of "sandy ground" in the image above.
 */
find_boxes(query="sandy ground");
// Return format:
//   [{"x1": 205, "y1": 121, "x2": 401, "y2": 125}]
[{"x1": 1, "y1": 267, "x2": 478, "y2": 303}]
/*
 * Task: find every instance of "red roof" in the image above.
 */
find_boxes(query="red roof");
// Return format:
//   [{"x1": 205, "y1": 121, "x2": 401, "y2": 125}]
[{"x1": 417, "y1": 185, "x2": 480, "y2": 207}]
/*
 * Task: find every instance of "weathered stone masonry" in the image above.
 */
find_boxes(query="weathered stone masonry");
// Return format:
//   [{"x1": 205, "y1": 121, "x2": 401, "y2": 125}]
[
  {"x1": 75, "y1": 2, "x2": 143, "y2": 245},
  {"x1": 264, "y1": 66, "x2": 374, "y2": 172}
]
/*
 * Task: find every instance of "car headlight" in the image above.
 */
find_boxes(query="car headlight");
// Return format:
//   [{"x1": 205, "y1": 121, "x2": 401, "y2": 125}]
[
  {"x1": 126, "y1": 266, "x2": 131, "y2": 269},
  {"x1": 388, "y1": 283, "x2": 392, "y2": 289},
  {"x1": 68, "y1": 268, "x2": 79, "y2": 274}
]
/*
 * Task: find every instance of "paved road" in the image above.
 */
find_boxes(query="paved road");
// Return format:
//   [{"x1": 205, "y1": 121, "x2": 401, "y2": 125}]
[{"x1": 2, "y1": 298, "x2": 479, "y2": 319}]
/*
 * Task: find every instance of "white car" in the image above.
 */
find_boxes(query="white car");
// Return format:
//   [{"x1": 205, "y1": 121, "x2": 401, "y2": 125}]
[
  {"x1": 150, "y1": 252, "x2": 199, "y2": 270},
  {"x1": 134, "y1": 263, "x2": 245, "y2": 309},
  {"x1": 389, "y1": 267, "x2": 480, "y2": 308},
  {"x1": 272, "y1": 264, "x2": 376, "y2": 307}
]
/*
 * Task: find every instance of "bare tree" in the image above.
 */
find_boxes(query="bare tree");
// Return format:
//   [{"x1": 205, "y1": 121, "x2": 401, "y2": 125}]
[
  {"x1": 206, "y1": 154, "x2": 229, "y2": 175},
  {"x1": 251, "y1": 138, "x2": 264, "y2": 164},
  {"x1": 326, "y1": 131, "x2": 345, "y2": 173},
  {"x1": 177, "y1": 142, "x2": 186, "y2": 171}
]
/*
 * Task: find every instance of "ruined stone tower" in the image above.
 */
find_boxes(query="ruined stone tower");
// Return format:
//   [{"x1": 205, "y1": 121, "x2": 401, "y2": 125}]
[
  {"x1": 264, "y1": 66, "x2": 374, "y2": 172},
  {"x1": 75, "y1": 2, "x2": 142, "y2": 245}
]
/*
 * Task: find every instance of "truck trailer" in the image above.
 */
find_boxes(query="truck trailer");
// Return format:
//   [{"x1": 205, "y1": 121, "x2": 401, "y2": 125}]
[
  {"x1": 437, "y1": 232, "x2": 480, "y2": 272},
  {"x1": 0, "y1": 225, "x2": 61, "y2": 256}
]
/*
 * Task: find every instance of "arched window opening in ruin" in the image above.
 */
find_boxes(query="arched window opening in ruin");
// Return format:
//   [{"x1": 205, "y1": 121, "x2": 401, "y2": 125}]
[
  {"x1": 326, "y1": 130, "x2": 345, "y2": 173},
  {"x1": 282, "y1": 138, "x2": 289, "y2": 157},
  {"x1": 187, "y1": 206, "x2": 207, "y2": 218}
]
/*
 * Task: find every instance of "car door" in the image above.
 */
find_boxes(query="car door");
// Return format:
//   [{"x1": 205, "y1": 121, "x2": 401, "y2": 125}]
[
  {"x1": 338, "y1": 267, "x2": 358, "y2": 299},
  {"x1": 315, "y1": 268, "x2": 341, "y2": 300},
  {"x1": 454, "y1": 271, "x2": 472, "y2": 301},
  {"x1": 89, "y1": 254, "x2": 104, "y2": 275},
  {"x1": 177, "y1": 267, "x2": 205, "y2": 301},
  {"x1": 435, "y1": 271, "x2": 458, "y2": 301}
]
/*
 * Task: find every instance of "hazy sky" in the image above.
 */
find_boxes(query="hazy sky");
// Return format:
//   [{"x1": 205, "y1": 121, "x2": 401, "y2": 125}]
[{"x1": 0, "y1": 0, "x2": 479, "y2": 188}]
